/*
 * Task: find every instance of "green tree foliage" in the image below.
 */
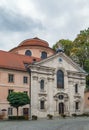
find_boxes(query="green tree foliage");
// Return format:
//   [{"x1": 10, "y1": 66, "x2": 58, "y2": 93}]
[
  {"x1": 52, "y1": 28, "x2": 89, "y2": 87},
  {"x1": 72, "y1": 28, "x2": 89, "y2": 68},
  {"x1": 86, "y1": 74, "x2": 89, "y2": 88},
  {"x1": 7, "y1": 92, "x2": 30, "y2": 116},
  {"x1": 52, "y1": 39, "x2": 73, "y2": 56}
]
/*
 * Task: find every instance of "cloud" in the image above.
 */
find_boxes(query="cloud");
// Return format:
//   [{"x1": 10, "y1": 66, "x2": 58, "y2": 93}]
[
  {"x1": 0, "y1": 0, "x2": 89, "y2": 51},
  {"x1": 0, "y1": 7, "x2": 44, "y2": 32}
]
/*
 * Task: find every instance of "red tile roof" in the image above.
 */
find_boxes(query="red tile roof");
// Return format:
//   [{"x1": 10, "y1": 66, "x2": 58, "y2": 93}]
[
  {"x1": 9, "y1": 37, "x2": 53, "y2": 52},
  {"x1": 0, "y1": 50, "x2": 40, "y2": 71},
  {"x1": 18, "y1": 37, "x2": 49, "y2": 47}
]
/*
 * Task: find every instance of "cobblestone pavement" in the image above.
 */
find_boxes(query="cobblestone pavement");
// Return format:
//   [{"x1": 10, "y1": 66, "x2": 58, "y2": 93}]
[{"x1": 0, "y1": 117, "x2": 89, "y2": 130}]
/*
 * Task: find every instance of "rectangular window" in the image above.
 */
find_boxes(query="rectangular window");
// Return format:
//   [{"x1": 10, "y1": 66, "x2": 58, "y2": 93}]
[
  {"x1": 75, "y1": 84, "x2": 78, "y2": 93},
  {"x1": 40, "y1": 101, "x2": 45, "y2": 109},
  {"x1": 8, "y1": 89, "x2": 13, "y2": 95},
  {"x1": 8, "y1": 74, "x2": 14, "y2": 83},
  {"x1": 23, "y1": 76, "x2": 28, "y2": 84},
  {"x1": 75, "y1": 102, "x2": 79, "y2": 110},
  {"x1": 8, "y1": 108, "x2": 13, "y2": 116},
  {"x1": 24, "y1": 91, "x2": 28, "y2": 95}
]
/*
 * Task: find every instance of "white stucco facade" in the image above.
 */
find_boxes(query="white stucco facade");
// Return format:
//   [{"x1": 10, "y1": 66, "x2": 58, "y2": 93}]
[{"x1": 29, "y1": 52, "x2": 86, "y2": 117}]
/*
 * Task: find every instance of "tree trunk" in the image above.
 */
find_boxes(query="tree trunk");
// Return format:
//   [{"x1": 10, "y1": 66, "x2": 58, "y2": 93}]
[{"x1": 16, "y1": 107, "x2": 19, "y2": 117}]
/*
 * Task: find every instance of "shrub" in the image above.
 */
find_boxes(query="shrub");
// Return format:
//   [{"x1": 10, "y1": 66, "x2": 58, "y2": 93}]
[
  {"x1": 61, "y1": 114, "x2": 66, "y2": 118},
  {"x1": 72, "y1": 113, "x2": 77, "y2": 117},
  {"x1": 47, "y1": 114, "x2": 53, "y2": 119},
  {"x1": 32, "y1": 115, "x2": 38, "y2": 120},
  {"x1": 8, "y1": 116, "x2": 26, "y2": 120},
  {"x1": 78, "y1": 113, "x2": 89, "y2": 117}
]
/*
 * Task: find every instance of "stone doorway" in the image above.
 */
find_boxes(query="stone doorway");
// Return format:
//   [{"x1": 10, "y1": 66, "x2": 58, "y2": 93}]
[{"x1": 59, "y1": 102, "x2": 64, "y2": 114}]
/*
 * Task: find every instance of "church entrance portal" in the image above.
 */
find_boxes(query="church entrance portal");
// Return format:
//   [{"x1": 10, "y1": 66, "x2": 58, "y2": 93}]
[{"x1": 59, "y1": 103, "x2": 64, "y2": 114}]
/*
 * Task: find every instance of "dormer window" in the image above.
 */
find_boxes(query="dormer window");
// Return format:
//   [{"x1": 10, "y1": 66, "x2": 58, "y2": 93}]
[
  {"x1": 25, "y1": 50, "x2": 32, "y2": 56},
  {"x1": 41, "y1": 52, "x2": 47, "y2": 59}
]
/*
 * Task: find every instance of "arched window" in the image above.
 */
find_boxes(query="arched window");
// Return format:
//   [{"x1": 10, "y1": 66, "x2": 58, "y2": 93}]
[
  {"x1": 40, "y1": 80, "x2": 44, "y2": 90},
  {"x1": 41, "y1": 52, "x2": 47, "y2": 59},
  {"x1": 25, "y1": 50, "x2": 32, "y2": 56},
  {"x1": 57, "y1": 70, "x2": 64, "y2": 88}
]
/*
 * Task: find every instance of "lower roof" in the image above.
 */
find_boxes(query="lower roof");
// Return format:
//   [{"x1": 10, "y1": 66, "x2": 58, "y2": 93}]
[{"x1": 0, "y1": 50, "x2": 40, "y2": 71}]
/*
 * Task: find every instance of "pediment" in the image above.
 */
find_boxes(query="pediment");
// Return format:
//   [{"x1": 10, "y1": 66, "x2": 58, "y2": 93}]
[{"x1": 35, "y1": 52, "x2": 86, "y2": 74}]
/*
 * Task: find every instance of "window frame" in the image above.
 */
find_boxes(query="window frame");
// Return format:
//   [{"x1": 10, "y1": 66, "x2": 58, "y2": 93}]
[
  {"x1": 25, "y1": 50, "x2": 32, "y2": 56},
  {"x1": 23, "y1": 76, "x2": 28, "y2": 84},
  {"x1": 24, "y1": 91, "x2": 28, "y2": 95},
  {"x1": 8, "y1": 89, "x2": 13, "y2": 95},
  {"x1": 40, "y1": 79, "x2": 44, "y2": 90},
  {"x1": 8, "y1": 107, "x2": 13, "y2": 116},
  {"x1": 75, "y1": 84, "x2": 78, "y2": 93},
  {"x1": 8, "y1": 74, "x2": 14, "y2": 83},
  {"x1": 58, "y1": 95, "x2": 64, "y2": 100},
  {"x1": 57, "y1": 70, "x2": 64, "y2": 89},
  {"x1": 41, "y1": 51, "x2": 47, "y2": 59},
  {"x1": 75, "y1": 102, "x2": 79, "y2": 110},
  {"x1": 40, "y1": 100, "x2": 45, "y2": 109}
]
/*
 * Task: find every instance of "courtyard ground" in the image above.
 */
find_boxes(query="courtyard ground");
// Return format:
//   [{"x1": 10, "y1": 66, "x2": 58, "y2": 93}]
[{"x1": 0, "y1": 117, "x2": 89, "y2": 130}]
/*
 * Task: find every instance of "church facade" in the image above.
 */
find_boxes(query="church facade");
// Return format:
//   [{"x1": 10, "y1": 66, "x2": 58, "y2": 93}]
[{"x1": 0, "y1": 37, "x2": 86, "y2": 118}]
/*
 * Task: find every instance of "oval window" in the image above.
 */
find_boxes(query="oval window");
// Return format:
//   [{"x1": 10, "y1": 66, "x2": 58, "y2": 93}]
[{"x1": 25, "y1": 50, "x2": 32, "y2": 56}]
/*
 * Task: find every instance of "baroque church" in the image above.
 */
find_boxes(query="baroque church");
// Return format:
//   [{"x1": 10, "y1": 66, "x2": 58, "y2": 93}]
[{"x1": 0, "y1": 37, "x2": 86, "y2": 118}]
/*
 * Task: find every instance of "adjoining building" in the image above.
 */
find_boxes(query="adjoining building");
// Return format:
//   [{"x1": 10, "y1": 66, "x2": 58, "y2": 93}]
[{"x1": 0, "y1": 37, "x2": 86, "y2": 118}]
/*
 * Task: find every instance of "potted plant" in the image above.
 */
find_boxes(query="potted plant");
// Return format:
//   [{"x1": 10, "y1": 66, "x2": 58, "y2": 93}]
[{"x1": 47, "y1": 114, "x2": 53, "y2": 119}]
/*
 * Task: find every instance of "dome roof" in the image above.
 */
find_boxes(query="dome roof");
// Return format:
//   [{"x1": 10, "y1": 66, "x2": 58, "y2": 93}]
[{"x1": 18, "y1": 37, "x2": 49, "y2": 47}]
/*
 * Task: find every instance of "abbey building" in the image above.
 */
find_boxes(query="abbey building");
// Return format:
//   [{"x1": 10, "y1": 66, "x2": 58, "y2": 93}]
[{"x1": 0, "y1": 37, "x2": 86, "y2": 118}]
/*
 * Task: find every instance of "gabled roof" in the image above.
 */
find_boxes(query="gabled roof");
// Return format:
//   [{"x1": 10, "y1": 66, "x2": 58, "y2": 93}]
[
  {"x1": 0, "y1": 50, "x2": 40, "y2": 71},
  {"x1": 34, "y1": 52, "x2": 86, "y2": 74}
]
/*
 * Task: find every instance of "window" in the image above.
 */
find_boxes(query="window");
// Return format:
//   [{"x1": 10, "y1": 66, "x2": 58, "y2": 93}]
[
  {"x1": 24, "y1": 91, "x2": 28, "y2": 95},
  {"x1": 57, "y1": 70, "x2": 64, "y2": 88},
  {"x1": 8, "y1": 74, "x2": 14, "y2": 83},
  {"x1": 25, "y1": 50, "x2": 32, "y2": 56},
  {"x1": 40, "y1": 80, "x2": 44, "y2": 90},
  {"x1": 75, "y1": 84, "x2": 78, "y2": 93},
  {"x1": 23, "y1": 76, "x2": 28, "y2": 84},
  {"x1": 8, "y1": 89, "x2": 13, "y2": 95},
  {"x1": 75, "y1": 102, "x2": 79, "y2": 110},
  {"x1": 8, "y1": 108, "x2": 13, "y2": 116},
  {"x1": 41, "y1": 52, "x2": 47, "y2": 59},
  {"x1": 58, "y1": 95, "x2": 64, "y2": 100},
  {"x1": 40, "y1": 101, "x2": 45, "y2": 109},
  {"x1": 23, "y1": 108, "x2": 29, "y2": 115}
]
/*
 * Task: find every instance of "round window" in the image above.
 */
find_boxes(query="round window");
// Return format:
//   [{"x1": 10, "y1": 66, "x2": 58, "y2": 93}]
[{"x1": 58, "y1": 95, "x2": 64, "y2": 100}]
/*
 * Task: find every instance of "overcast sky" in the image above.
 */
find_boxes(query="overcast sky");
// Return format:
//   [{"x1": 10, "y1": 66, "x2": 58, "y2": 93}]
[{"x1": 0, "y1": 0, "x2": 89, "y2": 51}]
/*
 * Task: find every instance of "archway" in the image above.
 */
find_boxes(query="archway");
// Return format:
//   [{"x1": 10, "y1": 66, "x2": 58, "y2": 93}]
[{"x1": 59, "y1": 102, "x2": 64, "y2": 114}]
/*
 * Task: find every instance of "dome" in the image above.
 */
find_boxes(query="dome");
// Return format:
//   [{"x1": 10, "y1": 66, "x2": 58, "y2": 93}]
[{"x1": 18, "y1": 37, "x2": 49, "y2": 48}]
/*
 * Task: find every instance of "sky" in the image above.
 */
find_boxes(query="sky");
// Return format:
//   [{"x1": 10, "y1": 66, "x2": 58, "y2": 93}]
[{"x1": 0, "y1": 0, "x2": 89, "y2": 51}]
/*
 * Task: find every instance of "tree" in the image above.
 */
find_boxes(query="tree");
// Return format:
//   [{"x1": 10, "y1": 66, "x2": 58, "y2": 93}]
[
  {"x1": 7, "y1": 92, "x2": 30, "y2": 116},
  {"x1": 52, "y1": 39, "x2": 73, "y2": 56},
  {"x1": 53, "y1": 28, "x2": 89, "y2": 88},
  {"x1": 72, "y1": 28, "x2": 89, "y2": 68}
]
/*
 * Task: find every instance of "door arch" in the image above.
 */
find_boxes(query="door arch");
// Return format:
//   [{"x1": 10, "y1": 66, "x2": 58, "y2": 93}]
[{"x1": 59, "y1": 103, "x2": 64, "y2": 114}]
